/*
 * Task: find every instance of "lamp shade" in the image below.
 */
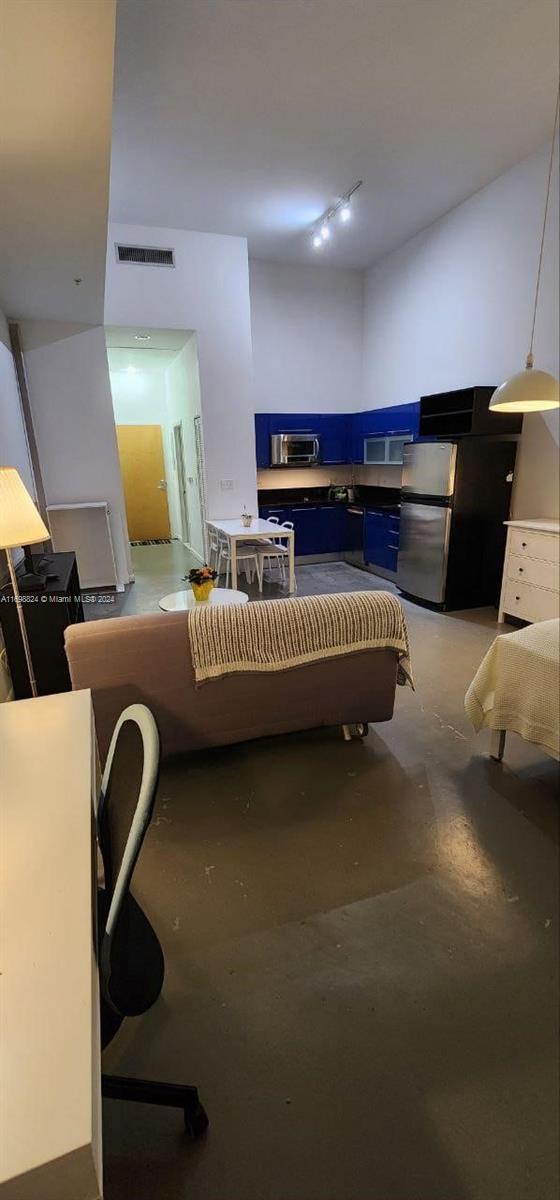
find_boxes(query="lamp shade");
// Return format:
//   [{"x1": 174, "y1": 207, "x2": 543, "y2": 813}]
[
  {"x1": 0, "y1": 467, "x2": 49, "y2": 549},
  {"x1": 489, "y1": 368, "x2": 560, "y2": 413}
]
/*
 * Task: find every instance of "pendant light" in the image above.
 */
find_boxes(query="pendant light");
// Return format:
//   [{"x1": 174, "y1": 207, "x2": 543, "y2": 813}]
[{"x1": 490, "y1": 88, "x2": 560, "y2": 413}]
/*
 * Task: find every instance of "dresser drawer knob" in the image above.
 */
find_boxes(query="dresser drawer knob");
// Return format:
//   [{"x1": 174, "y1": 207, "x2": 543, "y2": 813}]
[
  {"x1": 518, "y1": 566, "x2": 524, "y2": 572},
  {"x1": 515, "y1": 595, "x2": 520, "y2": 601},
  {"x1": 521, "y1": 541, "x2": 527, "y2": 547}
]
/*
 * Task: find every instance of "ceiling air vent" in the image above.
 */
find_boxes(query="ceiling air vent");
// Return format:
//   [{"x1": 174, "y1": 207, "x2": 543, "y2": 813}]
[{"x1": 115, "y1": 244, "x2": 175, "y2": 267}]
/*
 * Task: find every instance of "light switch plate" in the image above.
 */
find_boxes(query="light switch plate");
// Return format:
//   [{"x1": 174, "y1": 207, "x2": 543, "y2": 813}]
[{"x1": 220, "y1": 479, "x2": 234, "y2": 491}]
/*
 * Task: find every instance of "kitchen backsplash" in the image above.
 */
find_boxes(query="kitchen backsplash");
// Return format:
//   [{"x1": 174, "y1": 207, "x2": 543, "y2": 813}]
[
  {"x1": 354, "y1": 463, "x2": 403, "y2": 488},
  {"x1": 257, "y1": 464, "x2": 403, "y2": 491},
  {"x1": 257, "y1": 466, "x2": 350, "y2": 490}
]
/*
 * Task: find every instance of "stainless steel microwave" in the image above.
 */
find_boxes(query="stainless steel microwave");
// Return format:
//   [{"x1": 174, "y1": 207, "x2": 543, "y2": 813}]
[{"x1": 270, "y1": 432, "x2": 320, "y2": 467}]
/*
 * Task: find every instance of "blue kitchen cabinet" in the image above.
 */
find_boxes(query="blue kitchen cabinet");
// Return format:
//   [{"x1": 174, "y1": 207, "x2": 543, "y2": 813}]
[
  {"x1": 382, "y1": 401, "x2": 420, "y2": 438},
  {"x1": 259, "y1": 503, "x2": 348, "y2": 556},
  {"x1": 256, "y1": 404, "x2": 420, "y2": 469},
  {"x1": 258, "y1": 504, "x2": 292, "y2": 525},
  {"x1": 268, "y1": 413, "x2": 321, "y2": 435},
  {"x1": 316, "y1": 504, "x2": 347, "y2": 552},
  {"x1": 255, "y1": 414, "x2": 270, "y2": 468},
  {"x1": 364, "y1": 510, "x2": 400, "y2": 572},
  {"x1": 319, "y1": 415, "x2": 350, "y2": 465},
  {"x1": 350, "y1": 403, "x2": 420, "y2": 463},
  {"x1": 349, "y1": 412, "x2": 365, "y2": 463},
  {"x1": 289, "y1": 505, "x2": 323, "y2": 555}
]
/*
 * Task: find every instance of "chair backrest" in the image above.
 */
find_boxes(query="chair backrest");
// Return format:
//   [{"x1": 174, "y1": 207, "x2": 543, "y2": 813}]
[
  {"x1": 217, "y1": 532, "x2": 230, "y2": 559},
  {"x1": 267, "y1": 516, "x2": 279, "y2": 524},
  {"x1": 277, "y1": 519, "x2": 294, "y2": 546},
  {"x1": 98, "y1": 704, "x2": 160, "y2": 984}
]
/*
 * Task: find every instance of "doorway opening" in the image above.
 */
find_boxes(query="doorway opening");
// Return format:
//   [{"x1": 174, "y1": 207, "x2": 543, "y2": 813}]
[{"x1": 106, "y1": 326, "x2": 207, "y2": 611}]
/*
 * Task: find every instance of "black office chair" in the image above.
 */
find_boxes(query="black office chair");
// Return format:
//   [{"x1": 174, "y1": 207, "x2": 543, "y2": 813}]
[{"x1": 98, "y1": 703, "x2": 208, "y2": 1139}]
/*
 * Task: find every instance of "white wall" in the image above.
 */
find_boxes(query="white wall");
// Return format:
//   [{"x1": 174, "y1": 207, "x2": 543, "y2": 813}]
[
  {"x1": 166, "y1": 336, "x2": 205, "y2": 559},
  {"x1": 250, "y1": 260, "x2": 363, "y2": 413},
  {"x1": 19, "y1": 321, "x2": 131, "y2": 588},
  {"x1": 105, "y1": 224, "x2": 257, "y2": 521},
  {"x1": 362, "y1": 145, "x2": 559, "y2": 518}
]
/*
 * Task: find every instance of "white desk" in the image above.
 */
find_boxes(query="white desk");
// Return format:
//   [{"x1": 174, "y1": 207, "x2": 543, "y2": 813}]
[
  {"x1": 207, "y1": 517, "x2": 296, "y2": 593},
  {"x1": 0, "y1": 690, "x2": 102, "y2": 1200}
]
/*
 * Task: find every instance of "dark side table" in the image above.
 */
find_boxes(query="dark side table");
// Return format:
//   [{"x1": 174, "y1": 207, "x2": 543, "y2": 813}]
[{"x1": 0, "y1": 552, "x2": 84, "y2": 699}]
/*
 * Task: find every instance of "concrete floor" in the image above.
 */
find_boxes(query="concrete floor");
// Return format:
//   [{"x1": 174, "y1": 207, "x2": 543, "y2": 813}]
[{"x1": 100, "y1": 545, "x2": 559, "y2": 1200}]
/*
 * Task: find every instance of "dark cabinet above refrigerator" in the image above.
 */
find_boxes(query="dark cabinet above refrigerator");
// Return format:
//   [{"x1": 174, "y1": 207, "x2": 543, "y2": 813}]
[{"x1": 418, "y1": 387, "x2": 523, "y2": 438}]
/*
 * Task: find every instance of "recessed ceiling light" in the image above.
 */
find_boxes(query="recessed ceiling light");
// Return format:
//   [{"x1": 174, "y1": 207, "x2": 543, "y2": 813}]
[{"x1": 134, "y1": 333, "x2": 151, "y2": 341}]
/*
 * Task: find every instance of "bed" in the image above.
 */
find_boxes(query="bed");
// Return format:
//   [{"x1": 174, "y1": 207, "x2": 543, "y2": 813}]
[{"x1": 465, "y1": 619, "x2": 560, "y2": 761}]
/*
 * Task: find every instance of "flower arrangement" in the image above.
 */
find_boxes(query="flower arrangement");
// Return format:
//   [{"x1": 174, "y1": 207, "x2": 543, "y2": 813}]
[{"x1": 184, "y1": 564, "x2": 218, "y2": 602}]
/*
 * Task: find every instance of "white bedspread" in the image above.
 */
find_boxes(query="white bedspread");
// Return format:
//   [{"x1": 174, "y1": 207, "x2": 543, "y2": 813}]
[{"x1": 465, "y1": 619, "x2": 560, "y2": 759}]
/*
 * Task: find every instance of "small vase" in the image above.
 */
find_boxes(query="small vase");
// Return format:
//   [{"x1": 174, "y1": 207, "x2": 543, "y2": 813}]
[
  {"x1": 242, "y1": 514, "x2": 252, "y2": 527},
  {"x1": 191, "y1": 580, "x2": 214, "y2": 603}
]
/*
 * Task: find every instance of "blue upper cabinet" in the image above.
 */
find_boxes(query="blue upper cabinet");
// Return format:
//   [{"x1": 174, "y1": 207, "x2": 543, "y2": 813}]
[
  {"x1": 382, "y1": 401, "x2": 420, "y2": 438},
  {"x1": 268, "y1": 413, "x2": 321, "y2": 435},
  {"x1": 320, "y1": 414, "x2": 350, "y2": 464},
  {"x1": 255, "y1": 414, "x2": 270, "y2": 468},
  {"x1": 255, "y1": 404, "x2": 420, "y2": 468},
  {"x1": 350, "y1": 402, "x2": 420, "y2": 462}
]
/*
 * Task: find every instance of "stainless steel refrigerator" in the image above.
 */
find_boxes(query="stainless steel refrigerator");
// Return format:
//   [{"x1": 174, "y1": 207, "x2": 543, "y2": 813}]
[{"x1": 397, "y1": 439, "x2": 517, "y2": 610}]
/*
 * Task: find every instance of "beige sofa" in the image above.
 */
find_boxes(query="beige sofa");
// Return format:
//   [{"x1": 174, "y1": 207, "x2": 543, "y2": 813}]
[{"x1": 65, "y1": 609, "x2": 399, "y2": 763}]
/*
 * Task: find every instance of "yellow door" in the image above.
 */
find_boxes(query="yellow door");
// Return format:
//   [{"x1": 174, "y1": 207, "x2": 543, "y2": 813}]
[{"x1": 116, "y1": 425, "x2": 171, "y2": 541}]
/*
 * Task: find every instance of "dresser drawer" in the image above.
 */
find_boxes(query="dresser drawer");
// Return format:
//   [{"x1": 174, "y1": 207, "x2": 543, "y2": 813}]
[
  {"x1": 509, "y1": 528, "x2": 560, "y2": 562},
  {"x1": 507, "y1": 553, "x2": 560, "y2": 592},
  {"x1": 502, "y1": 579, "x2": 560, "y2": 623}
]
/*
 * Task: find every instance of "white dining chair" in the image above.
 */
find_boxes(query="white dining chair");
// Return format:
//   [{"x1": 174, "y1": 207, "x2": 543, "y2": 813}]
[
  {"x1": 254, "y1": 520, "x2": 293, "y2": 585},
  {"x1": 207, "y1": 528, "x2": 220, "y2": 572},
  {"x1": 217, "y1": 534, "x2": 263, "y2": 591}
]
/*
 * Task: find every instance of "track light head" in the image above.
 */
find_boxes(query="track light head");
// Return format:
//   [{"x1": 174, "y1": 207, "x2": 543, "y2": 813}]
[
  {"x1": 339, "y1": 203, "x2": 351, "y2": 223},
  {"x1": 312, "y1": 233, "x2": 322, "y2": 249},
  {"x1": 321, "y1": 222, "x2": 330, "y2": 241}
]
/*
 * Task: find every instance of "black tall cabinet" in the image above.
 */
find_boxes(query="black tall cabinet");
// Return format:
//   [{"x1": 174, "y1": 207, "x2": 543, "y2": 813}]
[{"x1": 0, "y1": 552, "x2": 84, "y2": 699}]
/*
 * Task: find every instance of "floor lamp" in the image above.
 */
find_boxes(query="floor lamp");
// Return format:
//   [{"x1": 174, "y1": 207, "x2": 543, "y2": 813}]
[{"x1": 0, "y1": 467, "x2": 50, "y2": 698}]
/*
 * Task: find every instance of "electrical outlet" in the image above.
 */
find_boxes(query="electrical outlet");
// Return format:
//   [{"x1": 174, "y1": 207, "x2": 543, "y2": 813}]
[{"x1": 220, "y1": 479, "x2": 234, "y2": 491}]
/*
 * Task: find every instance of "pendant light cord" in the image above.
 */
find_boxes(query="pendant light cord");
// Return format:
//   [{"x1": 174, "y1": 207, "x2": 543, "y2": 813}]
[{"x1": 528, "y1": 85, "x2": 560, "y2": 367}]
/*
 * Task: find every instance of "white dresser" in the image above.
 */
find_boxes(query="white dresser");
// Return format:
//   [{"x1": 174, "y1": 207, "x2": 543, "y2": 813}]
[{"x1": 498, "y1": 519, "x2": 560, "y2": 625}]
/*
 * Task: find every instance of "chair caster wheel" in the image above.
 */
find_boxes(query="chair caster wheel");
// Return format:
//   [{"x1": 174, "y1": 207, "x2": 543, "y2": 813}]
[{"x1": 184, "y1": 1101, "x2": 209, "y2": 1140}]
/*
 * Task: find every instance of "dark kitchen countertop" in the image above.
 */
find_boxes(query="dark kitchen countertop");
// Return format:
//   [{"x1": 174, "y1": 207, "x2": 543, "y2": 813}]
[
  {"x1": 258, "y1": 485, "x2": 401, "y2": 514},
  {"x1": 258, "y1": 487, "x2": 339, "y2": 507}
]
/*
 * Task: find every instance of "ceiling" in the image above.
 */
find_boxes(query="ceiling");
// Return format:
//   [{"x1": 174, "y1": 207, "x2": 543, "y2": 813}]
[
  {"x1": 109, "y1": 0, "x2": 559, "y2": 269},
  {"x1": 0, "y1": 0, "x2": 116, "y2": 323},
  {"x1": 105, "y1": 325, "x2": 192, "y2": 371}
]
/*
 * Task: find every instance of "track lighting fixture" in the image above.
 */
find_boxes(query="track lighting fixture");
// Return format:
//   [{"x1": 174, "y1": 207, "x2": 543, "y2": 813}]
[{"x1": 310, "y1": 180, "x2": 362, "y2": 251}]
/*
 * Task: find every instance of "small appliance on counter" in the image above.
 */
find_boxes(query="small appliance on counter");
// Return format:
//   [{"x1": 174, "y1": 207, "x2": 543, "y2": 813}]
[
  {"x1": 328, "y1": 485, "x2": 355, "y2": 503},
  {"x1": 397, "y1": 440, "x2": 518, "y2": 610},
  {"x1": 270, "y1": 431, "x2": 320, "y2": 467}
]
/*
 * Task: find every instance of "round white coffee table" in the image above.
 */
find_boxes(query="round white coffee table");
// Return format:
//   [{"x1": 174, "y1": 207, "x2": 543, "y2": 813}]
[{"x1": 158, "y1": 587, "x2": 249, "y2": 612}]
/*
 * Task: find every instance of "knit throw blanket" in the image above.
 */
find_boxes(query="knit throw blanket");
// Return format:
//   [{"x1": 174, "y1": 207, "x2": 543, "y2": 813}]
[
  {"x1": 188, "y1": 590, "x2": 413, "y2": 686},
  {"x1": 465, "y1": 618, "x2": 559, "y2": 758}
]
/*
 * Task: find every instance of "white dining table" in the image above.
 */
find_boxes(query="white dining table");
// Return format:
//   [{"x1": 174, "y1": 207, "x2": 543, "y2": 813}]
[{"x1": 207, "y1": 517, "x2": 296, "y2": 594}]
